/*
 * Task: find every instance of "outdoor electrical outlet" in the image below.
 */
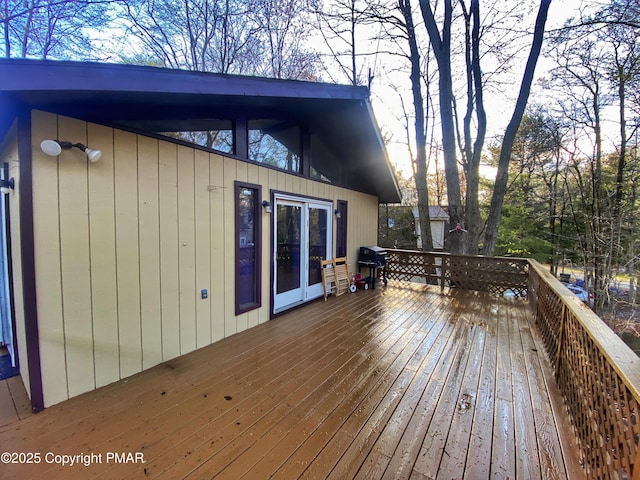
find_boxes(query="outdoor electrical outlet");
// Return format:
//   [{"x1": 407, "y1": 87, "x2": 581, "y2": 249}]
[{"x1": 201, "y1": 289, "x2": 208, "y2": 299}]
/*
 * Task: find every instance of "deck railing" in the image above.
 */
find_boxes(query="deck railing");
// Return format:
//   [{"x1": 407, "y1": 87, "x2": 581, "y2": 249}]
[
  {"x1": 385, "y1": 249, "x2": 640, "y2": 480},
  {"x1": 385, "y1": 249, "x2": 529, "y2": 296}
]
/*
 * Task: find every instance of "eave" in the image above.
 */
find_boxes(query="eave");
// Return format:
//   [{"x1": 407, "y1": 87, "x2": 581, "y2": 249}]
[{"x1": 0, "y1": 59, "x2": 401, "y2": 203}]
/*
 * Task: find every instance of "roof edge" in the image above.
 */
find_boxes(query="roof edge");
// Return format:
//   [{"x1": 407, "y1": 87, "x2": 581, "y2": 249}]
[{"x1": 0, "y1": 58, "x2": 370, "y2": 101}]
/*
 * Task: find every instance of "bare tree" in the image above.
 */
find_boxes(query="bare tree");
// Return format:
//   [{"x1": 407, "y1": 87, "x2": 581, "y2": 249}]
[
  {"x1": 312, "y1": 0, "x2": 375, "y2": 86},
  {"x1": 253, "y1": 0, "x2": 318, "y2": 79},
  {"x1": 119, "y1": 0, "x2": 253, "y2": 72},
  {"x1": 416, "y1": 0, "x2": 551, "y2": 254},
  {"x1": 394, "y1": 0, "x2": 434, "y2": 250},
  {"x1": 418, "y1": 0, "x2": 463, "y2": 253},
  {"x1": 545, "y1": 23, "x2": 614, "y2": 311},
  {"x1": 458, "y1": 0, "x2": 486, "y2": 254},
  {"x1": 482, "y1": 0, "x2": 551, "y2": 255},
  {"x1": 118, "y1": 0, "x2": 319, "y2": 79},
  {"x1": 1, "y1": 0, "x2": 112, "y2": 59}
]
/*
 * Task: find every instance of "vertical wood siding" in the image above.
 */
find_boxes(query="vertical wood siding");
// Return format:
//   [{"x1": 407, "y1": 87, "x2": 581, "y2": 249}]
[{"x1": 27, "y1": 111, "x2": 379, "y2": 407}]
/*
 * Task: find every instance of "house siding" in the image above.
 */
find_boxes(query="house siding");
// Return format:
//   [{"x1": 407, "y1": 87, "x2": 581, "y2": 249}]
[{"x1": 20, "y1": 110, "x2": 378, "y2": 407}]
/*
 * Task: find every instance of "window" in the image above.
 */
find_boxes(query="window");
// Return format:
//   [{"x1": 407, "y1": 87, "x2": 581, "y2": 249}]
[
  {"x1": 235, "y1": 182, "x2": 262, "y2": 314},
  {"x1": 159, "y1": 128, "x2": 234, "y2": 154},
  {"x1": 309, "y1": 133, "x2": 340, "y2": 183},
  {"x1": 117, "y1": 118, "x2": 235, "y2": 155},
  {"x1": 249, "y1": 120, "x2": 301, "y2": 173}
]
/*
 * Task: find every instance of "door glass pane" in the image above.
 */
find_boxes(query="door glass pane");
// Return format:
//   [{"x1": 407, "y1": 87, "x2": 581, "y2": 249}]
[
  {"x1": 308, "y1": 207, "x2": 328, "y2": 287},
  {"x1": 276, "y1": 204, "x2": 302, "y2": 294}
]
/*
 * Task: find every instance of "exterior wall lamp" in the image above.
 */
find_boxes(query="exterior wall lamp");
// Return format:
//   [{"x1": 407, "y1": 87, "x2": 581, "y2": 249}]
[
  {"x1": 0, "y1": 178, "x2": 14, "y2": 194},
  {"x1": 334, "y1": 209, "x2": 341, "y2": 219},
  {"x1": 40, "y1": 139, "x2": 102, "y2": 163},
  {"x1": 262, "y1": 200, "x2": 272, "y2": 213}
]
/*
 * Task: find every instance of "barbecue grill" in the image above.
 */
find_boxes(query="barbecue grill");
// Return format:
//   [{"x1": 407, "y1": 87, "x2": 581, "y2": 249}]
[{"x1": 357, "y1": 246, "x2": 387, "y2": 289}]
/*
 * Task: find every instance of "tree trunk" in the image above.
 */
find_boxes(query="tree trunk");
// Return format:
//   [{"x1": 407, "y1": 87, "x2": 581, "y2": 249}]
[
  {"x1": 419, "y1": 0, "x2": 463, "y2": 253},
  {"x1": 461, "y1": 0, "x2": 486, "y2": 254},
  {"x1": 400, "y1": 0, "x2": 433, "y2": 251},
  {"x1": 483, "y1": 0, "x2": 552, "y2": 255}
]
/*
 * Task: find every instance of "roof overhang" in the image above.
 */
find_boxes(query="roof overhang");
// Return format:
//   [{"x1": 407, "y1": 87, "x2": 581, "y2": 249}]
[{"x1": 0, "y1": 59, "x2": 401, "y2": 203}]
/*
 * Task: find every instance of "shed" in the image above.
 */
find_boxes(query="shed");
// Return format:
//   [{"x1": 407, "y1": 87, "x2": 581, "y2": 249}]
[{"x1": 413, "y1": 206, "x2": 450, "y2": 250}]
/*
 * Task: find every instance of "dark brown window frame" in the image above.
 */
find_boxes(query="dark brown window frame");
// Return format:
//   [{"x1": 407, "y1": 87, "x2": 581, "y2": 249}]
[{"x1": 234, "y1": 181, "x2": 262, "y2": 315}]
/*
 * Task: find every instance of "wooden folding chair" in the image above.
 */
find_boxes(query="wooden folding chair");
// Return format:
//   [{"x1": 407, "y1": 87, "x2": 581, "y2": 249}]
[
  {"x1": 334, "y1": 257, "x2": 350, "y2": 296},
  {"x1": 321, "y1": 258, "x2": 337, "y2": 300}
]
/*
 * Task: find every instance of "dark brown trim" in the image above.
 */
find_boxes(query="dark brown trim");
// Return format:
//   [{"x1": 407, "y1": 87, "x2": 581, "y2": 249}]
[
  {"x1": 270, "y1": 189, "x2": 333, "y2": 206},
  {"x1": 234, "y1": 181, "x2": 262, "y2": 316},
  {"x1": 235, "y1": 118, "x2": 248, "y2": 159},
  {"x1": 17, "y1": 110, "x2": 44, "y2": 412},
  {"x1": 2, "y1": 162, "x2": 19, "y2": 371},
  {"x1": 267, "y1": 190, "x2": 275, "y2": 320},
  {"x1": 301, "y1": 129, "x2": 311, "y2": 178}
]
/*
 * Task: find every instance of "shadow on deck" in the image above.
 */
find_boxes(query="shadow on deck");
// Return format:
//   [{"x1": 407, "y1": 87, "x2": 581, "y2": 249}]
[{"x1": 0, "y1": 282, "x2": 583, "y2": 479}]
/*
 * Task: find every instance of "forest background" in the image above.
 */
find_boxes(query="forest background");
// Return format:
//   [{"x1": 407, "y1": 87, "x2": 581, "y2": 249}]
[{"x1": 2, "y1": 0, "x2": 639, "y2": 346}]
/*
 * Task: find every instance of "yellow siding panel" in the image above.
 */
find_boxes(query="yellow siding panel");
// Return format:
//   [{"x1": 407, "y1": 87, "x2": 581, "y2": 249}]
[
  {"x1": 277, "y1": 171, "x2": 286, "y2": 192},
  {"x1": 246, "y1": 309, "x2": 259, "y2": 329},
  {"x1": 258, "y1": 167, "x2": 272, "y2": 325},
  {"x1": 114, "y1": 130, "x2": 142, "y2": 378},
  {"x1": 158, "y1": 141, "x2": 180, "y2": 360},
  {"x1": 247, "y1": 163, "x2": 259, "y2": 185},
  {"x1": 234, "y1": 159, "x2": 249, "y2": 329},
  {"x1": 137, "y1": 135, "x2": 162, "y2": 369},
  {"x1": 87, "y1": 123, "x2": 119, "y2": 388},
  {"x1": 233, "y1": 160, "x2": 247, "y2": 331},
  {"x1": 292, "y1": 175, "x2": 301, "y2": 196},
  {"x1": 194, "y1": 149, "x2": 211, "y2": 348},
  {"x1": 223, "y1": 157, "x2": 237, "y2": 335},
  {"x1": 209, "y1": 156, "x2": 225, "y2": 342},
  {"x1": 236, "y1": 161, "x2": 248, "y2": 183},
  {"x1": 31, "y1": 111, "x2": 68, "y2": 406},
  {"x1": 177, "y1": 146, "x2": 196, "y2": 354}
]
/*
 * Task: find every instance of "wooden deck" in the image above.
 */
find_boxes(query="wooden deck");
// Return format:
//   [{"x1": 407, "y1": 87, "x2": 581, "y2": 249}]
[{"x1": 0, "y1": 283, "x2": 583, "y2": 479}]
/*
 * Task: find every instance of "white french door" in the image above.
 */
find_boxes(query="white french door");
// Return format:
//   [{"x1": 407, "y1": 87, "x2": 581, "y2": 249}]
[
  {"x1": 273, "y1": 195, "x2": 332, "y2": 313},
  {"x1": 0, "y1": 164, "x2": 13, "y2": 366}
]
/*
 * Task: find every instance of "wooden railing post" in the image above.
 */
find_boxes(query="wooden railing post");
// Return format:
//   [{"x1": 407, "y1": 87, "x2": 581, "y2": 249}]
[{"x1": 554, "y1": 304, "x2": 566, "y2": 377}]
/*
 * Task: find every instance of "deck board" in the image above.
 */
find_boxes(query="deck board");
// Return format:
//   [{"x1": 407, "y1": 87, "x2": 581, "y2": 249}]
[
  {"x1": 0, "y1": 283, "x2": 584, "y2": 479},
  {"x1": 0, "y1": 379, "x2": 19, "y2": 426}
]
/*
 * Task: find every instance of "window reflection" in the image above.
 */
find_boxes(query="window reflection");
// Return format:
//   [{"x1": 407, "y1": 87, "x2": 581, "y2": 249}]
[
  {"x1": 160, "y1": 129, "x2": 234, "y2": 154},
  {"x1": 249, "y1": 121, "x2": 300, "y2": 173}
]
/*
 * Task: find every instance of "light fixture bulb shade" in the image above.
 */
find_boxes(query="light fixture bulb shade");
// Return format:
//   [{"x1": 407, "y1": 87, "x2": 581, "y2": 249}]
[
  {"x1": 0, "y1": 178, "x2": 14, "y2": 194},
  {"x1": 85, "y1": 148, "x2": 102, "y2": 162},
  {"x1": 40, "y1": 139, "x2": 62, "y2": 156}
]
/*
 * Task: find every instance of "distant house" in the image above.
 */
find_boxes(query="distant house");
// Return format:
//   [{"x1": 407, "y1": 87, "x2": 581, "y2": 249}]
[
  {"x1": 413, "y1": 206, "x2": 449, "y2": 250},
  {"x1": 0, "y1": 59, "x2": 401, "y2": 410}
]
